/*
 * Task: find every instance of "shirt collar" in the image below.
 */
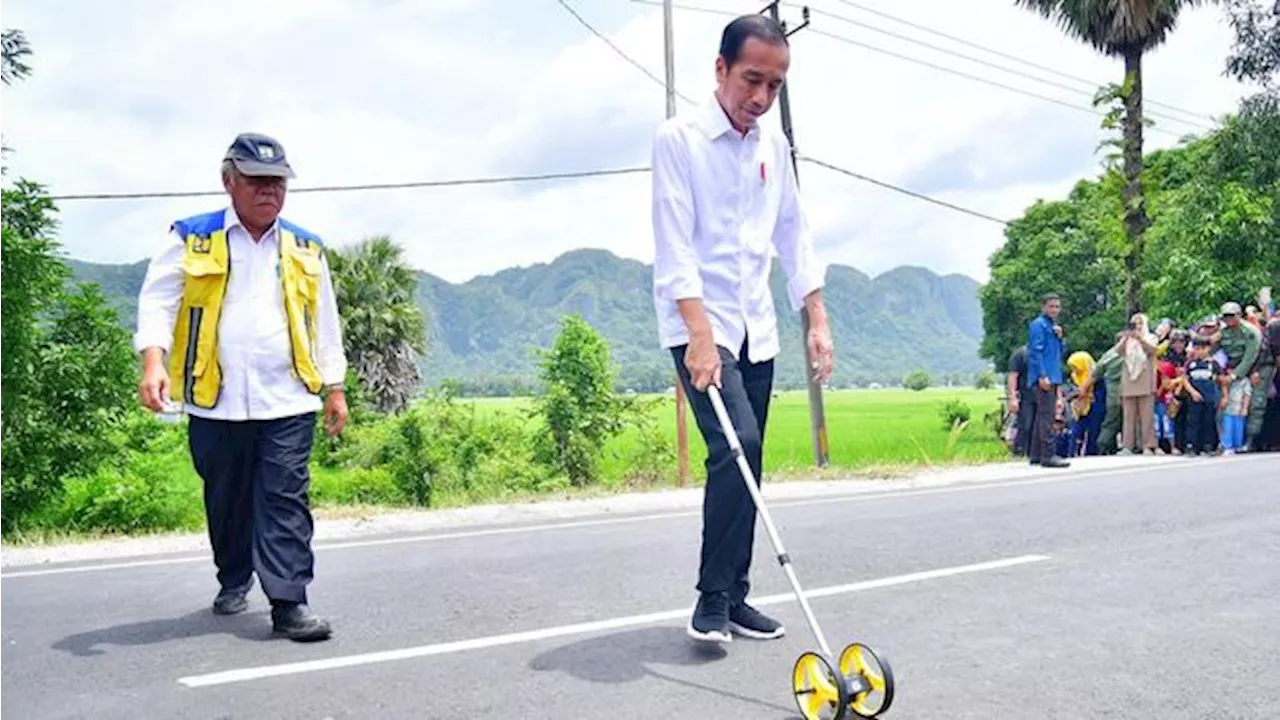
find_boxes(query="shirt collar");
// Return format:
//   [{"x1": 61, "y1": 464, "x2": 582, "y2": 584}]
[
  {"x1": 223, "y1": 206, "x2": 280, "y2": 241},
  {"x1": 697, "y1": 93, "x2": 759, "y2": 141}
]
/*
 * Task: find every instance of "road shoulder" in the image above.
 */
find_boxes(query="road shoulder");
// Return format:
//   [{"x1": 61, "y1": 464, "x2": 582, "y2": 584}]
[{"x1": 0, "y1": 454, "x2": 1214, "y2": 569}]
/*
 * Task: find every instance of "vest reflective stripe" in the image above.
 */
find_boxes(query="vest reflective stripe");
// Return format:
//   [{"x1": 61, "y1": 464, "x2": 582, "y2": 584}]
[{"x1": 167, "y1": 212, "x2": 325, "y2": 409}]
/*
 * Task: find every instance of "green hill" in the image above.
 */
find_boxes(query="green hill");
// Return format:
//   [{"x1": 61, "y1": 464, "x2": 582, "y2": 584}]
[{"x1": 68, "y1": 248, "x2": 988, "y2": 393}]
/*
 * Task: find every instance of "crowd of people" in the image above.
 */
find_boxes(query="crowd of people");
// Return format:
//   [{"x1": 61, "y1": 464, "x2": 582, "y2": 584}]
[{"x1": 1006, "y1": 289, "x2": 1280, "y2": 465}]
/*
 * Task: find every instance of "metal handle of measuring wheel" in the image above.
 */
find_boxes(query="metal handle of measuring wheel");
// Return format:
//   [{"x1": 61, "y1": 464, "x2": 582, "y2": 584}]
[{"x1": 706, "y1": 385, "x2": 835, "y2": 659}]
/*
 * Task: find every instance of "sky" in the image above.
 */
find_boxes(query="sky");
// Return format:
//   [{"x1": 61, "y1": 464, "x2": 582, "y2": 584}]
[{"x1": 1, "y1": 0, "x2": 1259, "y2": 285}]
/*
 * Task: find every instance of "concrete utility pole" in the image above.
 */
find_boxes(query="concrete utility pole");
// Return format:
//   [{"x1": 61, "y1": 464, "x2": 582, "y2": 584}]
[
  {"x1": 663, "y1": 0, "x2": 691, "y2": 486},
  {"x1": 761, "y1": 1, "x2": 828, "y2": 468}
]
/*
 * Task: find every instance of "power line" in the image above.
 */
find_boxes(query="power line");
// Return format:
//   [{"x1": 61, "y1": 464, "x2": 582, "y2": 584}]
[
  {"x1": 802, "y1": 4, "x2": 1214, "y2": 131},
  {"x1": 562, "y1": 0, "x2": 1014, "y2": 225},
  {"x1": 799, "y1": 154, "x2": 1010, "y2": 226},
  {"x1": 47, "y1": 166, "x2": 652, "y2": 201},
  {"x1": 633, "y1": 0, "x2": 1198, "y2": 138},
  {"x1": 54, "y1": 0, "x2": 1031, "y2": 229},
  {"x1": 819, "y1": 0, "x2": 1216, "y2": 123},
  {"x1": 807, "y1": 26, "x2": 1188, "y2": 139},
  {"x1": 556, "y1": 0, "x2": 696, "y2": 105}
]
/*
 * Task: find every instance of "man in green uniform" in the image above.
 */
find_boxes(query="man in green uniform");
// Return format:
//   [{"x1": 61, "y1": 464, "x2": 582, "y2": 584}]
[
  {"x1": 1088, "y1": 332, "x2": 1126, "y2": 455},
  {"x1": 1216, "y1": 302, "x2": 1265, "y2": 451}
]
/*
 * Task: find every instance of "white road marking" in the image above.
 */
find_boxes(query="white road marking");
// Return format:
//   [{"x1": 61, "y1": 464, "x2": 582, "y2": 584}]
[
  {"x1": 177, "y1": 553, "x2": 1050, "y2": 687},
  {"x1": 0, "y1": 457, "x2": 1242, "y2": 579}
]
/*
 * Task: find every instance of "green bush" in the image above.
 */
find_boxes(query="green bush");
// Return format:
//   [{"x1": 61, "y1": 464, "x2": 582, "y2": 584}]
[
  {"x1": 312, "y1": 466, "x2": 405, "y2": 506},
  {"x1": 378, "y1": 388, "x2": 550, "y2": 507},
  {"x1": 939, "y1": 398, "x2": 972, "y2": 430},
  {"x1": 903, "y1": 369, "x2": 932, "y2": 392},
  {"x1": 30, "y1": 412, "x2": 201, "y2": 535},
  {"x1": 532, "y1": 315, "x2": 631, "y2": 486}
]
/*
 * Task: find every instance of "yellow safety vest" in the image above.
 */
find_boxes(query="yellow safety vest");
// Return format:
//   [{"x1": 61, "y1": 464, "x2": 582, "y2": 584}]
[{"x1": 167, "y1": 210, "x2": 327, "y2": 409}]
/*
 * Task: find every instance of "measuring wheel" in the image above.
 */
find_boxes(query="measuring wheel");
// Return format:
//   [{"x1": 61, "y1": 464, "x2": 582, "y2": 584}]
[
  {"x1": 838, "y1": 643, "x2": 895, "y2": 718},
  {"x1": 792, "y1": 651, "x2": 849, "y2": 720}
]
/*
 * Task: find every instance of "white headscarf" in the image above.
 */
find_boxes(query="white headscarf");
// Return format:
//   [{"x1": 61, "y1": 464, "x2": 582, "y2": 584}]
[{"x1": 1124, "y1": 313, "x2": 1155, "y2": 381}]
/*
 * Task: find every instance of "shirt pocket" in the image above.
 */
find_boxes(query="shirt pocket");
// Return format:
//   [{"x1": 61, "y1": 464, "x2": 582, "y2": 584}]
[{"x1": 743, "y1": 147, "x2": 780, "y2": 253}]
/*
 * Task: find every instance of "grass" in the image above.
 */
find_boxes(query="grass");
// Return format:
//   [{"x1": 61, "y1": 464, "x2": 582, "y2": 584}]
[
  {"x1": 2, "y1": 387, "x2": 1009, "y2": 545},
  {"x1": 468, "y1": 387, "x2": 1008, "y2": 476}
]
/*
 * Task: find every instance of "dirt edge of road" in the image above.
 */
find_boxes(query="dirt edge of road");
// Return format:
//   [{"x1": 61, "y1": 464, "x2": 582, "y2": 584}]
[{"x1": 1, "y1": 453, "x2": 1253, "y2": 569}]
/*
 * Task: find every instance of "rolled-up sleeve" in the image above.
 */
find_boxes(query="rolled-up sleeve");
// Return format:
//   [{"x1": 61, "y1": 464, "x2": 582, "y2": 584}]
[
  {"x1": 770, "y1": 146, "x2": 826, "y2": 311},
  {"x1": 314, "y1": 250, "x2": 349, "y2": 386},
  {"x1": 651, "y1": 124, "x2": 702, "y2": 304},
  {"x1": 133, "y1": 230, "x2": 186, "y2": 354}
]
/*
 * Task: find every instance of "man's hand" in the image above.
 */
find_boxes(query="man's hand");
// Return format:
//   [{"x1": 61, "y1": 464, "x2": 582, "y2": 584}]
[
  {"x1": 1053, "y1": 324, "x2": 1064, "y2": 338},
  {"x1": 807, "y1": 321, "x2": 834, "y2": 385},
  {"x1": 323, "y1": 388, "x2": 349, "y2": 437},
  {"x1": 1008, "y1": 397, "x2": 1020, "y2": 415},
  {"x1": 804, "y1": 292, "x2": 834, "y2": 385},
  {"x1": 685, "y1": 331, "x2": 721, "y2": 392},
  {"x1": 138, "y1": 348, "x2": 170, "y2": 412},
  {"x1": 1038, "y1": 376, "x2": 1052, "y2": 391}
]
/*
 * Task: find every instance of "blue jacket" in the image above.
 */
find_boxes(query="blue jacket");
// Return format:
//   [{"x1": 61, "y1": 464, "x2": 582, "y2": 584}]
[{"x1": 1026, "y1": 314, "x2": 1064, "y2": 387}]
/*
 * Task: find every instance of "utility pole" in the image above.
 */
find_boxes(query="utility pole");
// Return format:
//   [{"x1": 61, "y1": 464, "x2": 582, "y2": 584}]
[
  {"x1": 663, "y1": 0, "x2": 690, "y2": 486},
  {"x1": 762, "y1": 1, "x2": 828, "y2": 468}
]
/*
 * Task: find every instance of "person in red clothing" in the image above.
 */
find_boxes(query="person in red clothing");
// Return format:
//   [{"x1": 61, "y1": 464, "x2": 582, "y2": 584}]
[{"x1": 1155, "y1": 357, "x2": 1179, "y2": 454}]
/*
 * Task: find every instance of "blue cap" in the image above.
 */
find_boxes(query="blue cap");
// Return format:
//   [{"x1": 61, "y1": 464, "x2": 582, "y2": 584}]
[{"x1": 223, "y1": 132, "x2": 295, "y2": 178}]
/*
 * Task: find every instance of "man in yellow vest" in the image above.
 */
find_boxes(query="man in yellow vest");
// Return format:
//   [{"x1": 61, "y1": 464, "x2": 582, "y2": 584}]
[{"x1": 134, "y1": 133, "x2": 348, "y2": 642}]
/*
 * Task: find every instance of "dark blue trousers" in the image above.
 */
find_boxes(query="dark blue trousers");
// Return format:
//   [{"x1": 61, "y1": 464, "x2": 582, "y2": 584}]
[
  {"x1": 671, "y1": 339, "x2": 774, "y2": 606},
  {"x1": 188, "y1": 412, "x2": 316, "y2": 604}
]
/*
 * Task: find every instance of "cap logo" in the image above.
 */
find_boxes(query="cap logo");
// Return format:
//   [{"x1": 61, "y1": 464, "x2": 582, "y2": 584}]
[{"x1": 257, "y1": 145, "x2": 276, "y2": 160}]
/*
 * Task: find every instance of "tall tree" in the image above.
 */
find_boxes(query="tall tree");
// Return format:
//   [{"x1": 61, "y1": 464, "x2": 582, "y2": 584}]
[
  {"x1": 3, "y1": 181, "x2": 139, "y2": 532},
  {"x1": 327, "y1": 235, "x2": 427, "y2": 414},
  {"x1": 1, "y1": 28, "x2": 32, "y2": 86},
  {"x1": 980, "y1": 176, "x2": 1128, "y2": 370},
  {"x1": 1015, "y1": 0, "x2": 1205, "y2": 318},
  {"x1": 1220, "y1": 0, "x2": 1280, "y2": 91}
]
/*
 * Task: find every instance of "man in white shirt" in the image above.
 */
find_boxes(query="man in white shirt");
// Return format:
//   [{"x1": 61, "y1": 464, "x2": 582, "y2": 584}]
[
  {"x1": 135, "y1": 133, "x2": 348, "y2": 642},
  {"x1": 651, "y1": 15, "x2": 833, "y2": 644}
]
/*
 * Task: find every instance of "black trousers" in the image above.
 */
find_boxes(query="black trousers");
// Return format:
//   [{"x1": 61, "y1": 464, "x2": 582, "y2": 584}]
[
  {"x1": 1028, "y1": 384, "x2": 1058, "y2": 462},
  {"x1": 188, "y1": 412, "x2": 317, "y2": 604},
  {"x1": 1012, "y1": 388, "x2": 1033, "y2": 456},
  {"x1": 1186, "y1": 400, "x2": 1218, "y2": 454},
  {"x1": 671, "y1": 339, "x2": 773, "y2": 606},
  {"x1": 1172, "y1": 398, "x2": 1189, "y2": 452}
]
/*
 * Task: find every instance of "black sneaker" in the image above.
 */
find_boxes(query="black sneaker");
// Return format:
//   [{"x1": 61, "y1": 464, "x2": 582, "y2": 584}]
[
  {"x1": 728, "y1": 601, "x2": 785, "y2": 640},
  {"x1": 687, "y1": 592, "x2": 731, "y2": 643},
  {"x1": 271, "y1": 603, "x2": 332, "y2": 642},
  {"x1": 212, "y1": 590, "x2": 248, "y2": 616}
]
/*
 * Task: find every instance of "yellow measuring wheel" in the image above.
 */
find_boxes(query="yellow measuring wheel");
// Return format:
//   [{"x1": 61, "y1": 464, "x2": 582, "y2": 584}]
[{"x1": 707, "y1": 386, "x2": 897, "y2": 719}]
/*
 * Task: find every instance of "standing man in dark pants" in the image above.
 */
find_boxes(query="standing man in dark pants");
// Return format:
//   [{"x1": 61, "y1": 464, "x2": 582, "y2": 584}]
[
  {"x1": 135, "y1": 133, "x2": 348, "y2": 642},
  {"x1": 1025, "y1": 294, "x2": 1069, "y2": 468},
  {"x1": 1007, "y1": 345, "x2": 1032, "y2": 456},
  {"x1": 651, "y1": 15, "x2": 832, "y2": 644}
]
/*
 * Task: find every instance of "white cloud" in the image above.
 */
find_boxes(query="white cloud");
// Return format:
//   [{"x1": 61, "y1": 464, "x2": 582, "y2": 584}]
[{"x1": 1, "y1": 0, "x2": 1250, "y2": 285}]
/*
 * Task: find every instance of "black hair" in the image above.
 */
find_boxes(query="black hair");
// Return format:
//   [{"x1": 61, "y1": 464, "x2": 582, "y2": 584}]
[{"x1": 719, "y1": 14, "x2": 788, "y2": 66}]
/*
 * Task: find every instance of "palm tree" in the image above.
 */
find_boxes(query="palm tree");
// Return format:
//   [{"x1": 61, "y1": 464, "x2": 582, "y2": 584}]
[
  {"x1": 2, "y1": 29, "x2": 32, "y2": 86},
  {"x1": 327, "y1": 236, "x2": 427, "y2": 414},
  {"x1": 1015, "y1": 0, "x2": 1204, "y2": 317}
]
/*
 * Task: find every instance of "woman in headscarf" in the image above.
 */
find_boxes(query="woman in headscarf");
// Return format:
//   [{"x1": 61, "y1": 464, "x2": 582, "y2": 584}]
[
  {"x1": 1119, "y1": 313, "x2": 1160, "y2": 454},
  {"x1": 1066, "y1": 350, "x2": 1105, "y2": 455}
]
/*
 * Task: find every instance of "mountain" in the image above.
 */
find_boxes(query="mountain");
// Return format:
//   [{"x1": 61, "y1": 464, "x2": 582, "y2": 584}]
[{"x1": 67, "y1": 249, "x2": 988, "y2": 392}]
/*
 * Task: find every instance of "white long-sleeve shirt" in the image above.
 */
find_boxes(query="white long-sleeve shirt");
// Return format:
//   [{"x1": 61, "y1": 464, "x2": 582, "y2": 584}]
[
  {"x1": 134, "y1": 207, "x2": 347, "y2": 421},
  {"x1": 651, "y1": 94, "x2": 826, "y2": 364}
]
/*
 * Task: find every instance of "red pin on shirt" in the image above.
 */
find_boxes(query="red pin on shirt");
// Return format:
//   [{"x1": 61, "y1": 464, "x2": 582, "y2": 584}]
[{"x1": 760, "y1": 162, "x2": 766, "y2": 185}]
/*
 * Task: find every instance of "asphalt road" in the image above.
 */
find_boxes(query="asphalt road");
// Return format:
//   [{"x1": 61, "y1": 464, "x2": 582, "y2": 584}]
[{"x1": 3, "y1": 455, "x2": 1277, "y2": 720}]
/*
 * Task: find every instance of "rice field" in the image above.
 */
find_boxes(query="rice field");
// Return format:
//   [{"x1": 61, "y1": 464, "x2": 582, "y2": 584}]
[{"x1": 468, "y1": 387, "x2": 1009, "y2": 477}]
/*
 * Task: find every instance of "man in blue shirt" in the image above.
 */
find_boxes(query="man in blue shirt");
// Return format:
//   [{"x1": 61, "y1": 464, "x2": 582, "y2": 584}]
[{"x1": 1026, "y1": 293, "x2": 1069, "y2": 468}]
